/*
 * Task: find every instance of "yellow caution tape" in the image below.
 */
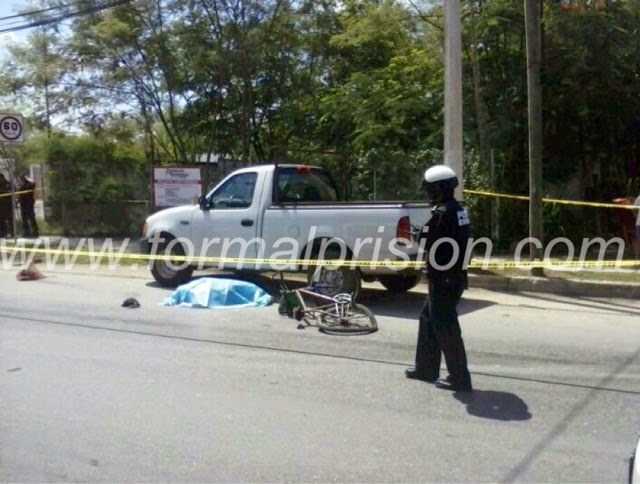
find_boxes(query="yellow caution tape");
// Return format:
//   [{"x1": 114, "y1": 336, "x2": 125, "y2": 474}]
[
  {"x1": 466, "y1": 259, "x2": 640, "y2": 269},
  {"x1": 0, "y1": 189, "x2": 34, "y2": 199},
  {"x1": 464, "y1": 189, "x2": 640, "y2": 210},
  {"x1": 3, "y1": 246, "x2": 415, "y2": 267},
  {"x1": 1, "y1": 245, "x2": 638, "y2": 269},
  {"x1": 4, "y1": 188, "x2": 633, "y2": 209}
]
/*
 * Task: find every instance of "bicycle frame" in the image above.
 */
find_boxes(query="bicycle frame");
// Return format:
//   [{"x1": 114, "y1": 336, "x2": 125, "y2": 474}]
[{"x1": 294, "y1": 287, "x2": 353, "y2": 322}]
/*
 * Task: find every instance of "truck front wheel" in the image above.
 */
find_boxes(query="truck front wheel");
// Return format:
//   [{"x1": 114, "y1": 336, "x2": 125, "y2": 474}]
[
  {"x1": 378, "y1": 273, "x2": 421, "y2": 293},
  {"x1": 150, "y1": 238, "x2": 194, "y2": 287}
]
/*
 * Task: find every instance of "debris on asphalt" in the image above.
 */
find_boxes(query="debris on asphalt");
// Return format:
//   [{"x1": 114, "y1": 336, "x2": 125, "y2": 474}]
[
  {"x1": 16, "y1": 263, "x2": 44, "y2": 281},
  {"x1": 121, "y1": 297, "x2": 141, "y2": 308}
]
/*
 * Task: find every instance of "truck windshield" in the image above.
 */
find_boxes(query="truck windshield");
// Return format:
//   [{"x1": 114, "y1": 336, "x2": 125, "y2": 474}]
[{"x1": 276, "y1": 167, "x2": 338, "y2": 203}]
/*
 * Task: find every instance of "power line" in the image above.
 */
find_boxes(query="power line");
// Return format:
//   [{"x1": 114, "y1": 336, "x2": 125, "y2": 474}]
[
  {"x1": 0, "y1": 0, "x2": 135, "y2": 35},
  {"x1": 0, "y1": 0, "x2": 86, "y2": 23}
]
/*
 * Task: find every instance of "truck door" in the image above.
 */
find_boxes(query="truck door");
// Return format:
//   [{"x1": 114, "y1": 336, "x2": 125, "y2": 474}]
[{"x1": 191, "y1": 171, "x2": 261, "y2": 269}]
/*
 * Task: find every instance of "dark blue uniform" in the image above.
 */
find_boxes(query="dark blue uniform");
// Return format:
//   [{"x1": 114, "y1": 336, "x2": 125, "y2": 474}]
[
  {"x1": 0, "y1": 177, "x2": 13, "y2": 238},
  {"x1": 413, "y1": 198, "x2": 472, "y2": 389},
  {"x1": 18, "y1": 178, "x2": 38, "y2": 237}
]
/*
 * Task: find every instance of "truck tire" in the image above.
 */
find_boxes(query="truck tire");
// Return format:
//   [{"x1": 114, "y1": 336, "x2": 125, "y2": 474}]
[
  {"x1": 378, "y1": 273, "x2": 421, "y2": 293},
  {"x1": 307, "y1": 249, "x2": 361, "y2": 300},
  {"x1": 150, "y1": 237, "x2": 194, "y2": 287}
]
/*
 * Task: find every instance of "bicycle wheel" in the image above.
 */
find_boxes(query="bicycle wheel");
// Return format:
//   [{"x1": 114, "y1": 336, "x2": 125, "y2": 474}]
[{"x1": 317, "y1": 303, "x2": 378, "y2": 335}]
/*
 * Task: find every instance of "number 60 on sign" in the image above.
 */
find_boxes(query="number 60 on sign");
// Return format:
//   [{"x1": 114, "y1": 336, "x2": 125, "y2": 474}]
[{"x1": 0, "y1": 114, "x2": 24, "y2": 143}]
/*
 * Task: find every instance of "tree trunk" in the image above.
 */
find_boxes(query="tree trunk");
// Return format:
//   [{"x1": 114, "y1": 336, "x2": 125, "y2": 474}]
[{"x1": 469, "y1": 6, "x2": 491, "y2": 165}]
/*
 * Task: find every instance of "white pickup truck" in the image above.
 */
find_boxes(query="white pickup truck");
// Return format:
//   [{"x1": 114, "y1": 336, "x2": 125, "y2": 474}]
[{"x1": 141, "y1": 164, "x2": 430, "y2": 296}]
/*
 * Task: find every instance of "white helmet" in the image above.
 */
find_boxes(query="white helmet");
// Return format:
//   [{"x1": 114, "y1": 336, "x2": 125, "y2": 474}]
[
  {"x1": 421, "y1": 165, "x2": 458, "y2": 201},
  {"x1": 424, "y1": 165, "x2": 458, "y2": 184}
]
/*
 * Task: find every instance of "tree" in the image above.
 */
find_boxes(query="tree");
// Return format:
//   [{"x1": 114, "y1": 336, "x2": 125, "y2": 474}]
[{"x1": 0, "y1": 26, "x2": 71, "y2": 133}]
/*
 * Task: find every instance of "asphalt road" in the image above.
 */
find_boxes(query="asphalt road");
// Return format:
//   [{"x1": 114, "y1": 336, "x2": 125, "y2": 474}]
[{"x1": 1, "y1": 266, "x2": 639, "y2": 483}]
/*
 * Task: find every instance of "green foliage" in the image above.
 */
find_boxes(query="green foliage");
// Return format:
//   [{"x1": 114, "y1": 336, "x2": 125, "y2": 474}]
[
  {"x1": 12, "y1": 127, "x2": 147, "y2": 235},
  {"x1": 0, "y1": 0, "x2": 639, "y2": 242}
]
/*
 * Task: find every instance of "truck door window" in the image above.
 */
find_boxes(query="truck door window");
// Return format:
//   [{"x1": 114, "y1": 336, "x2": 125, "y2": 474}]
[
  {"x1": 209, "y1": 172, "x2": 257, "y2": 209},
  {"x1": 277, "y1": 168, "x2": 338, "y2": 203}
]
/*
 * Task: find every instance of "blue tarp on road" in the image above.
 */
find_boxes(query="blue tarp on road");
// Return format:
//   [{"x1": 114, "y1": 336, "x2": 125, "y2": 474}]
[{"x1": 163, "y1": 277, "x2": 273, "y2": 308}]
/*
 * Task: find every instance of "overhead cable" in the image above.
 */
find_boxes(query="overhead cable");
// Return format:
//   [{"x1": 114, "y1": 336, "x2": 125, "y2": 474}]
[{"x1": 0, "y1": 0, "x2": 135, "y2": 35}]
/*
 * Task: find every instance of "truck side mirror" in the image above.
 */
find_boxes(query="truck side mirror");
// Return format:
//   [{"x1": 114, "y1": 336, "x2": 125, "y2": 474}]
[{"x1": 198, "y1": 195, "x2": 209, "y2": 211}]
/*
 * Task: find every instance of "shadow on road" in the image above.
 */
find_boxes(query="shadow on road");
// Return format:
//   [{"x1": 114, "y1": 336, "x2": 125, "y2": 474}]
[
  {"x1": 453, "y1": 390, "x2": 532, "y2": 421},
  {"x1": 144, "y1": 281, "x2": 180, "y2": 291},
  {"x1": 207, "y1": 272, "x2": 496, "y2": 319},
  {"x1": 359, "y1": 288, "x2": 496, "y2": 319}
]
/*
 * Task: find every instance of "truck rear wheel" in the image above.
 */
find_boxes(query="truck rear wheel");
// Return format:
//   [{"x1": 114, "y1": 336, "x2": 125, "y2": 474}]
[
  {"x1": 307, "y1": 249, "x2": 361, "y2": 300},
  {"x1": 378, "y1": 273, "x2": 421, "y2": 293},
  {"x1": 150, "y1": 237, "x2": 194, "y2": 288}
]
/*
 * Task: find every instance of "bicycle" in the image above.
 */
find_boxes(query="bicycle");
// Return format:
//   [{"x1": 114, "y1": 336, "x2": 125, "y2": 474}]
[{"x1": 276, "y1": 274, "x2": 378, "y2": 335}]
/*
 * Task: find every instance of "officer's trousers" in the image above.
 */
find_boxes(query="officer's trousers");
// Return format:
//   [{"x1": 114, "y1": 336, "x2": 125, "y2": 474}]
[
  {"x1": 414, "y1": 276, "x2": 471, "y2": 385},
  {"x1": 20, "y1": 204, "x2": 38, "y2": 237}
]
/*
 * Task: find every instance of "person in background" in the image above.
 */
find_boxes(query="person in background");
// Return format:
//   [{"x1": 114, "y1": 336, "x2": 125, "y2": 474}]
[
  {"x1": 0, "y1": 173, "x2": 13, "y2": 238},
  {"x1": 18, "y1": 174, "x2": 38, "y2": 238}
]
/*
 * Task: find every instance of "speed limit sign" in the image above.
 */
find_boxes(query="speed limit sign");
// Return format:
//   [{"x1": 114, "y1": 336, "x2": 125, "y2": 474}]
[{"x1": 0, "y1": 113, "x2": 24, "y2": 143}]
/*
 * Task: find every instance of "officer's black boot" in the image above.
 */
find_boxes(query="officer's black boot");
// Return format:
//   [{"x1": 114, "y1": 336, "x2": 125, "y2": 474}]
[
  {"x1": 405, "y1": 367, "x2": 439, "y2": 382},
  {"x1": 433, "y1": 325, "x2": 472, "y2": 392}
]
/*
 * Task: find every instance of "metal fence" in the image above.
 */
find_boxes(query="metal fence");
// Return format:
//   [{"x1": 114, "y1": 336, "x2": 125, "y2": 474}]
[{"x1": 53, "y1": 198, "x2": 151, "y2": 237}]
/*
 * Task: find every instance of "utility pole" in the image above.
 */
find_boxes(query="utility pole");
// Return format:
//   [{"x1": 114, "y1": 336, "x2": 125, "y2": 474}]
[
  {"x1": 444, "y1": 0, "x2": 464, "y2": 200},
  {"x1": 39, "y1": 28, "x2": 52, "y2": 138},
  {"x1": 524, "y1": 0, "x2": 544, "y2": 276}
]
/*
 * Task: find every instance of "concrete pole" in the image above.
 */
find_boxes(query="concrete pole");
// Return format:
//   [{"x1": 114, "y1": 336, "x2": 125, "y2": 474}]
[
  {"x1": 524, "y1": 0, "x2": 544, "y2": 276},
  {"x1": 444, "y1": 0, "x2": 464, "y2": 200}
]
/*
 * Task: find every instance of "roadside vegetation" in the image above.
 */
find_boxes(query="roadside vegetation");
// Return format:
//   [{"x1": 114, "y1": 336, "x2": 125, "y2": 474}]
[{"x1": 0, "y1": 0, "x2": 638, "y2": 249}]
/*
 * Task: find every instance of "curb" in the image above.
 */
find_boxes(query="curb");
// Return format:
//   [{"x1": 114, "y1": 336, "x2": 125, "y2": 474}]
[{"x1": 468, "y1": 274, "x2": 640, "y2": 299}]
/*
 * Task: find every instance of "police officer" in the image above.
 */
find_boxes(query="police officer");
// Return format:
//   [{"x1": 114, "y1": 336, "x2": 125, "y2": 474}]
[
  {"x1": 18, "y1": 174, "x2": 38, "y2": 238},
  {"x1": 0, "y1": 173, "x2": 13, "y2": 238},
  {"x1": 405, "y1": 165, "x2": 472, "y2": 391}
]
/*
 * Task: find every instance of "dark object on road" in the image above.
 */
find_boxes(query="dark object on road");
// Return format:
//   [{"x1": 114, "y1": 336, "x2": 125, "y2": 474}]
[
  {"x1": 122, "y1": 297, "x2": 141, "y2": 308},
  {"x1": 278, "y1": 289, "x2": 302, "y2": 317},
  {"x1": 16, "y1": 263, "x2": 44, "y2": 281}
]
